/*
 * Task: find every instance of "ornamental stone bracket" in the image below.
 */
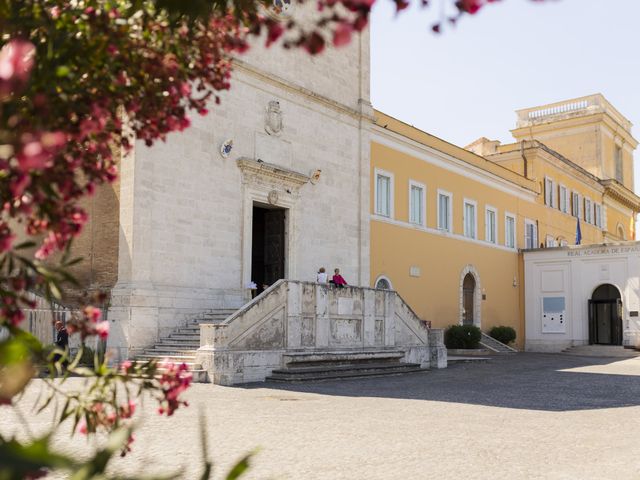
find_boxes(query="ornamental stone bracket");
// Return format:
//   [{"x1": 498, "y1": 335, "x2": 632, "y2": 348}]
[{"x1": 236, "y1": 157, "x2": 310, "y2": 196}]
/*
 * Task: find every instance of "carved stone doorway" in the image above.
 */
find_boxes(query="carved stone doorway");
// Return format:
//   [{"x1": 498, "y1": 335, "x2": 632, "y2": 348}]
[{"x1": 252, "y1": 203, "x2": 286, "y2": 294}]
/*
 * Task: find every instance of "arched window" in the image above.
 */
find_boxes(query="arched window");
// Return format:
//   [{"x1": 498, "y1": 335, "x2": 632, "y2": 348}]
[
  {"x1": 617, "y1": 223, "x2": 626, "y2": 240},
  {"x1": 374, "y1": 276, "x2": 392, "y2": 290}
]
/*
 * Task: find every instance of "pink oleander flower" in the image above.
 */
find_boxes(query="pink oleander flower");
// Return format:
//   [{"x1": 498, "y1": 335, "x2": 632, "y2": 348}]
[
  {"x1": 157, "y1": 361, "x2": 192, "y2": 416},
  {"x1": 95, "y1": 321, "x2": 109, "y2": 339}
]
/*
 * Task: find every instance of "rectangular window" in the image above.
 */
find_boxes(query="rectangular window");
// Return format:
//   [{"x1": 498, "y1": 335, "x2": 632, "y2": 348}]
[
  {"x1": 485, "y1": 206, "x2": 497, "y2": 244},
  {"x1": 559, "y1": 185, "x2": 568, "y2": 213},
  {"x1": 615, "y1": 146, "x2": 623, "y2": 183},
  {"x1": 409, "y1": 181, "x2": 425, "y2": 226},
  {"x1": 544, "y1": 177, "x2": 553, "y2": 206},
  {"x1": 505, "y1": 213, "x2": 516, "y2": 249},
  {"x1": 463, "y1": 199, "x2": 477, "y2": 239},
  {"x1": 437, "y1": 190, "x2": 452, "y2": 232},
  {"x1": 375, "y1": 170, "x2": 393, "y2": 217},
  {"x1": 595, "y1": 203, "x2": 602, "y2": 228},
  {"x1": 524, "y1": 219, "x2": 538, "y2": 249},
  {"x1": 571, "y1": 192, "x2": 582, "y2": 218},
  {"x1": 584, "y1": 198, "x2": 592, "y2": 224},
  {"x1": 545, "y1": 234, "x2": 556, "y2": 248}
]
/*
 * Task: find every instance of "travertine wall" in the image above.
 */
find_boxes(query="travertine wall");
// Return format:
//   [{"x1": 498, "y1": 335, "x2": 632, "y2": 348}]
[{"x1": 107, "y1": 30, "x2": 372, "y2": 360}]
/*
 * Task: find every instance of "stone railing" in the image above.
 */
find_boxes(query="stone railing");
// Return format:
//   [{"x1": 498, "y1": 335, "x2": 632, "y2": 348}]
[
  {"x1": 197, "y1": 280, "x2": 446, "y2": 385},
  {"x1": 515, "y1": 94, "x2": 632, "y2": 131}
]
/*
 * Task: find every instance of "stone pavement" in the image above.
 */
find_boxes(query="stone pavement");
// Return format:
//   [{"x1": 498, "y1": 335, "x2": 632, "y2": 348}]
[{"x1": 2, "y1": 353, "x2": 640, "y2": 479}]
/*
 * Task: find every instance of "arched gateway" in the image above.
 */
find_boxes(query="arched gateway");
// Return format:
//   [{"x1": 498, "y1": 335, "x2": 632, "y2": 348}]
[{"x1": 589, "y1": 284, "x2": 623, "y2": 346}]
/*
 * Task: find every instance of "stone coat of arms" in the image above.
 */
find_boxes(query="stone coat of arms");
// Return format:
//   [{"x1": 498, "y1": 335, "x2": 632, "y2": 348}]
[{"x1": 265, "y1": 100, "x2": 283, "y2": 136}]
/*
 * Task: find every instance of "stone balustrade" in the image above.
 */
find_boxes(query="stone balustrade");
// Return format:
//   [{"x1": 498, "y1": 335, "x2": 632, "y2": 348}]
[{"x1": 197, "y1": 280, "x2": 446, "y2": 385}]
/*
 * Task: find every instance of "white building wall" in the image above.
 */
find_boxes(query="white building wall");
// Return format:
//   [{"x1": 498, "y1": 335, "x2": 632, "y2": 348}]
[
  {"x1": 524, "y1": 243, "x2": 640, "y2": 352},
  {"x1": 108, "y1": 29, "x2": 372, "y2": 359}
]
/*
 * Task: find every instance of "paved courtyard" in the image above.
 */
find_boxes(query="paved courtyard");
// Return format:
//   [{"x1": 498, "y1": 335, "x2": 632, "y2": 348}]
[{"x1": 3, "y1": 353, "x2": 640, "y2": 479}]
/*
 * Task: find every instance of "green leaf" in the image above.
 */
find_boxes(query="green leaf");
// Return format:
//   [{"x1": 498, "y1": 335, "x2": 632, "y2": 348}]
[
  {"x1": 0, "y1": 433, "x2": 76, "y2": 479},
  {"x1": 224, "y1": 453, "x2": 253, "y2": 480},
  {"x1": 13, "y1": 241, "x2": 36, "y2": 250},
  {"x1": 56, "y1": 65, "x2": 71, "y2": 77}
]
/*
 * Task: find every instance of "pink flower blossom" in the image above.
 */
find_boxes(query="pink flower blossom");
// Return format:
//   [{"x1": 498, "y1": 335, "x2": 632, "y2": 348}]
[
  {"x1": 77, "y1": 419, "x2": 88, "y2": 435},
  {"x1": 333, "y1": 23, "x2": 352, "y2": 47},
  {"x1": 0, "y1": 39, "x2": 35, "y2": 82},
  {"x1": 95, "y1": 321, "x2": 110, "y2": 339}
]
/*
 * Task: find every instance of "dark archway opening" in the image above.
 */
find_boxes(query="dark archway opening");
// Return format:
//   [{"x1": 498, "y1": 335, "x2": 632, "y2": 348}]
[
  {"x1": 251, "y1": 204, "x2": 286, "y2": 295},
  {"x1": 462, "y1": 273, "x2": 476, "y2": 326},
  {"x1": 589, "y1": 284, "x2": 623, "y2": 346}
]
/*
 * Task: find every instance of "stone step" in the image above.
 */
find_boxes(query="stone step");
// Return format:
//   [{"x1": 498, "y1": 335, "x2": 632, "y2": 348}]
[
  {"x1": 155, "y1": 340, "x2": 200, "y2": 347},
  {"x1": 130, "y1": 360, "x2": 208, "y2": 383},
  {"x1": 136, "y1": 353, "x2": 197, "y2": 363},
  {"x1": 561, "y1": 345, "x2": 640, "y2": 357},
  {"x1": 168, "y1": 333, "x2": 200, "y2": 340},
  {"x1": 447, "y1": 356, "x2": 491, "y2": 364},
  {"x1": 143, "y1": 348, "x2": 199, "y2": 356},
  {"x1": 283, "y1": 349, "x2": 406, "y2": 368},
  {"x1": 266, "y1": 363, "x2": 425, "y2": 382}
]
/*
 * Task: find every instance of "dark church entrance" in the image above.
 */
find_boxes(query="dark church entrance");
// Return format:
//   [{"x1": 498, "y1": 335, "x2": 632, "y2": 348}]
[
  {"x1": 588, "y1": 284, "x2": 623, "y2": 346},
  {"x1": 251, "y1": 204, "x2": 286, "y2": 295}
]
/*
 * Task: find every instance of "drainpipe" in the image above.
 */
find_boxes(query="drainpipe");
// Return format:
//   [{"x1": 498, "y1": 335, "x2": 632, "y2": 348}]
[{"x1": 520, "y1": 140, "x2": 529, "y2": 179}]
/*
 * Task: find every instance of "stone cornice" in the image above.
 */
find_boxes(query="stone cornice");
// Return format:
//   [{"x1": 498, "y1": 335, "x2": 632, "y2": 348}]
[
  {"x1": 236, "y1": 157, "x2": 310, "y2": 188},
  {"x1": 600, "y1": 179, "x2": 640, "y2": 212},
  {"x1": 232, "y1": 59, "x2": 374, "y2": 122}
]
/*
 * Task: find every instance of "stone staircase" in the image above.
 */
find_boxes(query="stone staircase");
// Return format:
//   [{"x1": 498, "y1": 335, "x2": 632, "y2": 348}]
[
  {"x1": 265, "y1": 349, "x2": 426, "y2": 382},
  {"x1": 479, "y1": 333, "x2": 517, "y2": 354},
  {"x1": 134, "y1": 309, "x2": 236, "y2": 382}
]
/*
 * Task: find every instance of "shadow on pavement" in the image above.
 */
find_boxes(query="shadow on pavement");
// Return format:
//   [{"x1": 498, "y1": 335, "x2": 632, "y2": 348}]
[{"x1": 238, "y1": 353, "x2": 640, "y2": 412}]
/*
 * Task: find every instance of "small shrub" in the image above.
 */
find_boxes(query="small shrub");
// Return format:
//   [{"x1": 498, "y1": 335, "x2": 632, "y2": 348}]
[
  {"x1": 445, "y1": 325, "x2": 481, "y2": 349},
  {"x1": 489, "y1": 326, "x2": 516, "y2": 345}
]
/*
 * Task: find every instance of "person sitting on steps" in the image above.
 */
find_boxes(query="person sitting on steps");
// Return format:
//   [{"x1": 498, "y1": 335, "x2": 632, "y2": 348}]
[
  {"x1": 317, "y1": 267, "x2": 328, "y2": 284},
  {"x1": 332, "y1": 268, "x2": 347, "y2": 288}
]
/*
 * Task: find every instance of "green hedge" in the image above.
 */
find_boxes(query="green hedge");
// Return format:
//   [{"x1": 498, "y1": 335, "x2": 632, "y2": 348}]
[
  {"x1": 444, "y1": 325, "x2": 481, "y2": 349},
  {"x1": 489, "y1": 326, "x2": 516, "y2": 345}
]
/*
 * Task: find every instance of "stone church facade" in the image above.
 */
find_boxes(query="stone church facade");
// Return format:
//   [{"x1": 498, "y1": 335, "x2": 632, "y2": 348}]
[{"x1": 103, "y1": 32, "x2": 374, "y2": 360}]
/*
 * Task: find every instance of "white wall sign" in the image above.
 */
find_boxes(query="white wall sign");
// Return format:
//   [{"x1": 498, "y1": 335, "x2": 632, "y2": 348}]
[{"x1": 542, "y1": 296, "x2": 566, "y2": 333}]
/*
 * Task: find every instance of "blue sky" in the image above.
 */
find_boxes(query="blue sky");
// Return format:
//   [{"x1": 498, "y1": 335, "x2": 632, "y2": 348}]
[{"x1": 371, "y1": 0, "x2": 640, "y2": 187}]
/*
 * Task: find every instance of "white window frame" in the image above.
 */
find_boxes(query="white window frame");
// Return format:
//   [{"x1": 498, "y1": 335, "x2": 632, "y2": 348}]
[
  {"x1": 374, "y1": 168, "x2": 394, "y2": 218},
  {"x1": 505, "y1": 212, "x2": 516, "y2": 249},
  {"x1": 463, "y1": 198, "x2": 478, "y2": 239},
  {"x1": 485, "y1": 205, "x2": 498, "y2": 244},
  {"x1": 408, "y1": 180, "x2": 426, "y2": 226},
  {"x1": 374, "y1": 275, "x2": 393, "y2": 290},
  {"x1": 559, "y1": 184, "x2": 568, "y2": 213},
  {"x1": 571, "y1": 192, "x2": 582, "y2": 219},
  {"x1": 584, "y1": 197, "x2": 592, "y2": 224},
  {"x1": 524, "y1": 218, "x2": 538, "y2": 250},
  {"x1": 545, "y1": 234, "x2": 556, "y2": 248},
  {"x1": 437, "y1": 189, "x2": 453, "y2": 233},
  {"x1": 594, "y1": 203, "x2": 602, "y2": 229}
]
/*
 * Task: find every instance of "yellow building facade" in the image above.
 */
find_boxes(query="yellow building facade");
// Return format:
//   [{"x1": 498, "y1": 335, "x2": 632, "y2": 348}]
[{"x1": 370, "y1": 95, "x2": 640, "y2": 349}]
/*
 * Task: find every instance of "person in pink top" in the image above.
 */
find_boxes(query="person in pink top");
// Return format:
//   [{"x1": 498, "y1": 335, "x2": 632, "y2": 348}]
[{"x1": 332, "y1": 268, "x2": 347, "y2": 288}]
